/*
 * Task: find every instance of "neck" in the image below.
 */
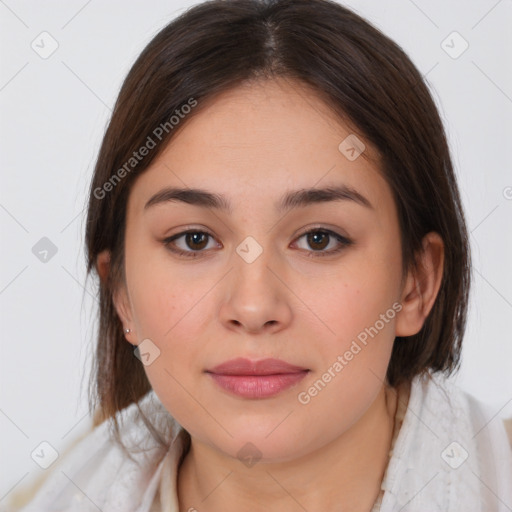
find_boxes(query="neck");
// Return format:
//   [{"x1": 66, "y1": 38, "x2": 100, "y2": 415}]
[{"x1": 178, "y1": 384, "x2": 399, "y2": 512}]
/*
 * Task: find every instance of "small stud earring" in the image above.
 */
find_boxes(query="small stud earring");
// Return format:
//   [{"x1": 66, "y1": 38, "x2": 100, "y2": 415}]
[{"x1": 125, "y1": 328, "x2": 131, "y2": 334}]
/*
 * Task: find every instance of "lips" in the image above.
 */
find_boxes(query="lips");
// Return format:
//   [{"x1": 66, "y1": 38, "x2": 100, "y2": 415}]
[
  {"x1": 206, "y1": 358, "x2": 309, "y2": 399},
  {"x1": 208, "y1": 357, "x2": 308, "y2": 375}
]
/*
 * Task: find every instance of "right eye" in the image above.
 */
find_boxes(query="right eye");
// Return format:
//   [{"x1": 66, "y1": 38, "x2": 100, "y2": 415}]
[{"x1": 163, "y1": 230, "x2": 220, "y2": 258}]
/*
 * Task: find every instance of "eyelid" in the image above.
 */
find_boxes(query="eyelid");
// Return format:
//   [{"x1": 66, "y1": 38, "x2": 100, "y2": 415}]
[{"x1": 294, "y1": 223, "x2": 347, "y2": 238}]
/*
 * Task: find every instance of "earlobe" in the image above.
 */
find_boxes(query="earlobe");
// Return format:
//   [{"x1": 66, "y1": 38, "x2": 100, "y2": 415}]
[{"x1": 395, "y1": 232, "x2": 445, "y2": 337}]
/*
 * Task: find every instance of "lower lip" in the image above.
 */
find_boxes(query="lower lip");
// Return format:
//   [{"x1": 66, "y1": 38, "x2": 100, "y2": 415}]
[{"x1": 207, "y1": 371, "x2": 309, "y2": 399}]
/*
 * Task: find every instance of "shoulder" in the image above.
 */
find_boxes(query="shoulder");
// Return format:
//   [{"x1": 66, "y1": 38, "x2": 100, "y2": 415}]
[
  {"x1": 413, "y1": 371, "x2": 512, "y2": 451},
  {"x1": 429, "y1": 373, "x2": 512, "y2": 446},
  {"x1": 8, "y1": 391, "x2": 179, "y2": 512},
  {"x1": 380, "y1": 371, "x2": 512, "y2": 511}
]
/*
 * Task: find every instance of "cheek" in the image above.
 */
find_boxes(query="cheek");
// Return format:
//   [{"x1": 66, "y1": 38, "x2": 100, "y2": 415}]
[
  {"x1": 294, "y1": 271, "x2": 399, "y2": 441},
  {"x1": 127, "y1": 267, "x2": 211, "y2": 430},
  {"x1": 304, "y1": 253, "x2": 401, "y2": 352},
  {"x1": 126, "y1": 246, "x2": 215, "y2": 341},
  {"x1": 301, "y1": 277, "x2": 397, "y2": 397},
  {"x1": 294, "y1": 246, "x2": 401, "y2": 416}
]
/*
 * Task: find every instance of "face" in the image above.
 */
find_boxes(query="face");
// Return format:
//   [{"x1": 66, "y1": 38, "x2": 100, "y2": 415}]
[{"x1": 115, "y1": 78, "x2": 408, "y2": 462}]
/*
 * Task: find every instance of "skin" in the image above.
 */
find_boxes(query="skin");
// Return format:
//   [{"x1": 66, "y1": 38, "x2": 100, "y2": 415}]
[{"x1": 97, "y1": 78, "x2": 444, "y2": 511}]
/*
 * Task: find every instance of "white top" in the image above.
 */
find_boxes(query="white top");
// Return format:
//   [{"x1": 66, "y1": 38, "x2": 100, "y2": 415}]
[{"x1": 10, "y1": 371, "x2": 512, "y2": 511}]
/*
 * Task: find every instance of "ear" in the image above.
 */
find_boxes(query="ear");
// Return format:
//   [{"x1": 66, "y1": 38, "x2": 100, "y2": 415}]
[
  {"x1": 395, "y1": 232, "x2": 444, "y2": 337},
  {"x1": 96, "y1": 249, "x2": 136, "y2": 345},
  {"x1": 96, "y1": 249, "x2": 111, "y2": 285}
]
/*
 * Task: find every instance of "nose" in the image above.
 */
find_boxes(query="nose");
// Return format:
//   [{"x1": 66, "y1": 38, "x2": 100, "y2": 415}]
[{"x1": 219, "y1": 243, "x2": 293, "y2": 335}]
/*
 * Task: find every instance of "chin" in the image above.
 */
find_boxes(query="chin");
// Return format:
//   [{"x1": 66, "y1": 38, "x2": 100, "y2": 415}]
[{"x1": 202, "y1": 421, "x2": 323, "y2": 466}]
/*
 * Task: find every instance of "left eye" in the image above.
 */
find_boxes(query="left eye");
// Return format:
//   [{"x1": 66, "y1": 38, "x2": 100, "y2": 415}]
[{"x1": 293, "y1": 229, "x2": 352, "y2": 256}]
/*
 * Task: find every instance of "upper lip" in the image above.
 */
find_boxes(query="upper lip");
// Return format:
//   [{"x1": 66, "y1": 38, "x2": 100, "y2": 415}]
[{"x1": 206, "y1": 357, "x2": 309, "y2": 376}]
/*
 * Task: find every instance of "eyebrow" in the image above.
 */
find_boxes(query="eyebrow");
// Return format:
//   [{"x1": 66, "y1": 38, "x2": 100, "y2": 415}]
[{"x1": 144, "y1": 184, "x2": 373, "y2": 213}]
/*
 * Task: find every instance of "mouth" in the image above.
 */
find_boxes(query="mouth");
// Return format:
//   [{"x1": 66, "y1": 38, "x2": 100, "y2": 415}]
[{"x1": 205, "y1": 358, "x2": 310, "y2": 399}]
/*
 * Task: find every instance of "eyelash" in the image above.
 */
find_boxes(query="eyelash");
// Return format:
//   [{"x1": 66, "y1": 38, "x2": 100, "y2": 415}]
[{"x1": 162, "y1": 227, "x2": 353, "y2": 259}]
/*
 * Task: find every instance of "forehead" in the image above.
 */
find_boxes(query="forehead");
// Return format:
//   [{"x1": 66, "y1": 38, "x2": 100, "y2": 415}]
[{"x1": 127, "y1": 78, "x2": 392, "y2": 217}]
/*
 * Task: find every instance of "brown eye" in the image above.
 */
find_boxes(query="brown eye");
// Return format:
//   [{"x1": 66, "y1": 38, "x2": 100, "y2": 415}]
[
  {"x1": 184, "y1": 232, "x2": 209, "y2": 250},
  {"x1": 306, "y1": 231, "x2": 330, "y2": 251},
  {"x1": 163, "y1": 230, "x2": 218, "y2": 258},
  {"x1": 293, "y1": 229, "x2": 353, "y2": 257}
]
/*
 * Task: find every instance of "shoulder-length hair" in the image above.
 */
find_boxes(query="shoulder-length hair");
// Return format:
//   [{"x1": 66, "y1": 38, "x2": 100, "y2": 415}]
[{"x1": 85, "y1": 0, "x2": 470, "y2": 452}]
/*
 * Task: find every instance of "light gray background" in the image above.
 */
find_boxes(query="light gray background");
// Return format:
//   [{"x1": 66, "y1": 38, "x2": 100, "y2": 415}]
[{"x1": 1, "y1": 0, "x2": 511, "y2": 505}]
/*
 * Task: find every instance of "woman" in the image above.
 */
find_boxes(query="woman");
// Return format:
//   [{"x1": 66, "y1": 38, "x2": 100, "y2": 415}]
[{"x1": 13, "y1": 0, "x2": 512, "y2": 510}]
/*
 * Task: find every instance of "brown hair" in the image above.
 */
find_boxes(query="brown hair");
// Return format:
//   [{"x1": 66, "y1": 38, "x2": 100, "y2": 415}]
[{"x1": 85, "y1": 0, "x2": 471, "y2": 452}]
